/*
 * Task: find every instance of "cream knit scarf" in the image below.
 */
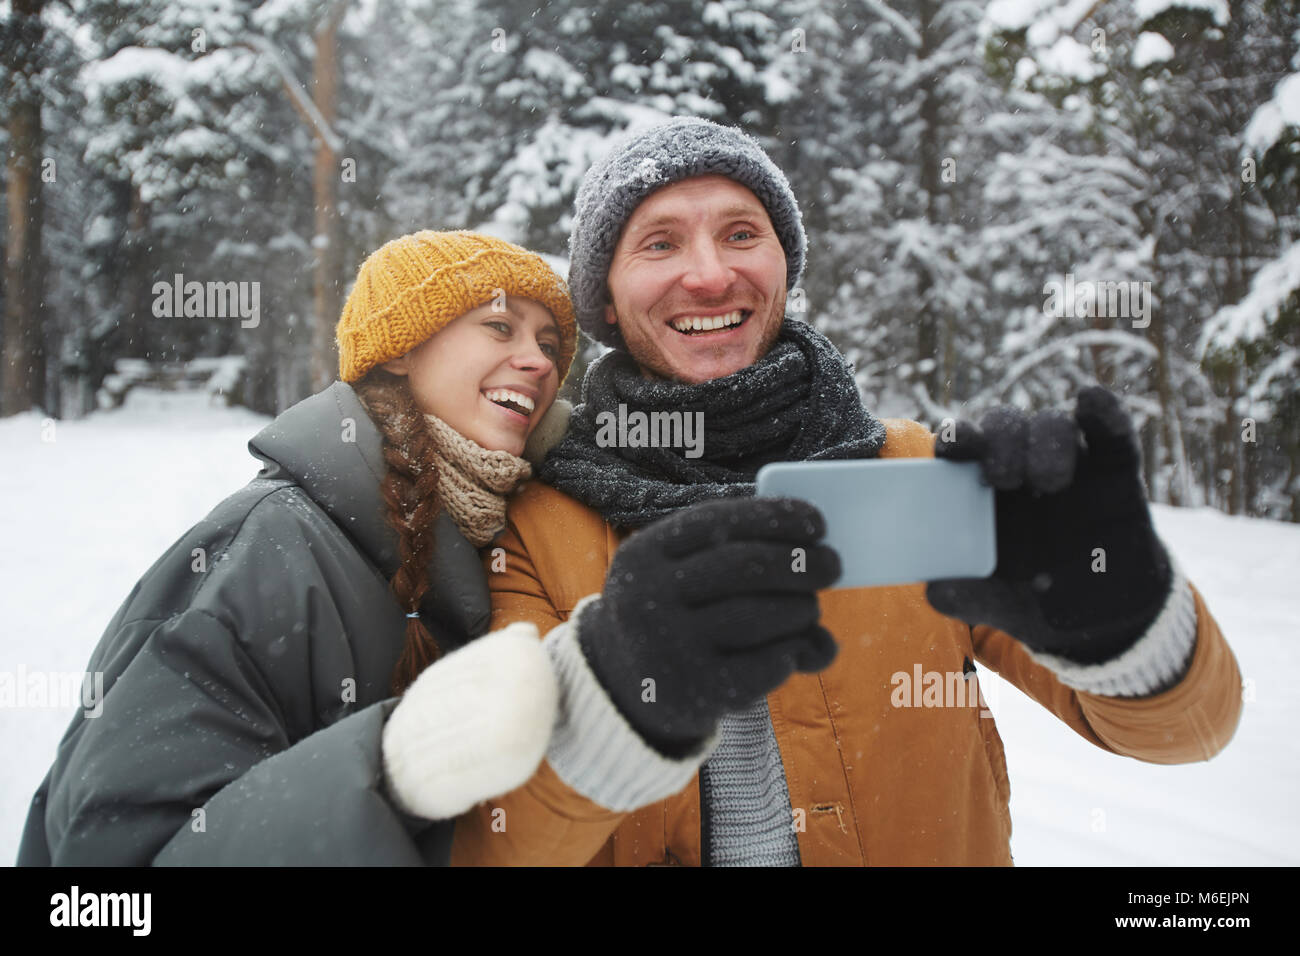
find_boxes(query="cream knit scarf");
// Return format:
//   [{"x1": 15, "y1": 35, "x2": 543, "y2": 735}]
[{"x1": 422, "y1": 413, "x2": 533, "y2": 547}]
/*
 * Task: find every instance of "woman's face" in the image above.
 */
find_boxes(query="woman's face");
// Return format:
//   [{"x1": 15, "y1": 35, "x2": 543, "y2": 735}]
[{"x1": 382, "y1": 296, "x2": 562, "y2": 457}]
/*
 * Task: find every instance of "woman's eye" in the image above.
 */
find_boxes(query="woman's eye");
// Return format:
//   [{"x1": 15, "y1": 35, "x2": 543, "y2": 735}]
[
  {"x1": 486, "y1": 320, "x2": 511, "y2": 334},
  {"x1": 540, "y1": 342, "x2": 559, "y2": 359}
]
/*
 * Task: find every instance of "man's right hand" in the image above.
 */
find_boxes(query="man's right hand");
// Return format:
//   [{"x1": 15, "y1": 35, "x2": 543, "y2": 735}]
[{"x1": 576, "y1": 497, "x2": 841, "y2": 757}]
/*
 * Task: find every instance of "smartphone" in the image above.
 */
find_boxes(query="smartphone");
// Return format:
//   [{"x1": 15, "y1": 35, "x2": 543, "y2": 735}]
[{"x1": 754, "y1": 458, "x2": 997, "y2": 589}]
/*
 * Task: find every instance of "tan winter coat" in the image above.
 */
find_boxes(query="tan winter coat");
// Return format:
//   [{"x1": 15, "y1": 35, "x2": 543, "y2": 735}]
[{"x1": 451, "y1": 418, "x2": 1243, "y2": 866}]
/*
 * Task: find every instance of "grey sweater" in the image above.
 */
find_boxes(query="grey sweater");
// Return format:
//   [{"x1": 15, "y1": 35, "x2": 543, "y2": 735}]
[{"x1": 700, "y1": 699, "x2": 801, "y2": 866}]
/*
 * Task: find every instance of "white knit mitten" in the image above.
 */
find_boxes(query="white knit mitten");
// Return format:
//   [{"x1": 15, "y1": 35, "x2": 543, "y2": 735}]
[{"x1": 381, "y1": 622, "x2": 558, "y2": 820}]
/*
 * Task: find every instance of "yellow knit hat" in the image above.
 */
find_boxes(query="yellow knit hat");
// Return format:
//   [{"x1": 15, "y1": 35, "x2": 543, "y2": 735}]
[{"x1": 336, "y1": 230, "x2": 577, "y2": 384}]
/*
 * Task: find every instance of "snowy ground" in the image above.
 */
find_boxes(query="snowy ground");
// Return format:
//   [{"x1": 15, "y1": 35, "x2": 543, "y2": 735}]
[{"x1": 1, "y1": 389, "x2": 1296, "y2": 865}]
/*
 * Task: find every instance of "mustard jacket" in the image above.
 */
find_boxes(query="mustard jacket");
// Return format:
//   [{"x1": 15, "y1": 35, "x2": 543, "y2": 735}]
[{"x1": 451, "y1": 418, "x2": 1243, "y2": 866}]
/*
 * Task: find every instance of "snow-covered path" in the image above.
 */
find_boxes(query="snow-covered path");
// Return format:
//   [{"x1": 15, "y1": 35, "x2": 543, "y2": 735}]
[{"x1": 1, "y1": 391, "x2": 1295, "y2": 865}]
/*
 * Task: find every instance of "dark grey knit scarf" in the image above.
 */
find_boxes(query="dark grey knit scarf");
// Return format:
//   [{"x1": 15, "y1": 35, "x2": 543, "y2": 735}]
[{"x1": 539, "y1": 318, "x2": 887, "y2": 529}]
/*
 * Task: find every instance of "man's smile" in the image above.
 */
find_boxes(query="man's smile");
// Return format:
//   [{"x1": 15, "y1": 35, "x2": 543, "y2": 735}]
[{"x1": 668, "y1": 309, "x2": 752, "y2": 336}]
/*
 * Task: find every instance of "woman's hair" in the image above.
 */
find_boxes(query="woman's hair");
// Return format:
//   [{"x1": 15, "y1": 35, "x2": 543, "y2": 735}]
[{"x1": 352, "y1": 367, "x2": 445, "y2": 696}]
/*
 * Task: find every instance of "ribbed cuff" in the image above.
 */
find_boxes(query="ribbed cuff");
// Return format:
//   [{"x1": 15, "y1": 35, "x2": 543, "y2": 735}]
[
  {"x1": 541, "y1": 594, "x2": 721, "y2": 812},
  {"x1": 1024, "y1": 556, "x2": 1198, "y2": 697}
]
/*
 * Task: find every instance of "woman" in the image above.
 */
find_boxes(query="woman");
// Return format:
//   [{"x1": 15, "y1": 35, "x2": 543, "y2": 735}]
[{"x1": 16, "y1": 231, "x2": 577, "y2": 866}]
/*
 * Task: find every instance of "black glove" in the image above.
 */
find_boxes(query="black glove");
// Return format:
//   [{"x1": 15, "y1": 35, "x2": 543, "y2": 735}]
[
  {"x1": 926, "y1": 386, "x2": 1173, "y2": 665},
  {"x1": 578, "y1": 497, "x2": 841, "y2": 758}
]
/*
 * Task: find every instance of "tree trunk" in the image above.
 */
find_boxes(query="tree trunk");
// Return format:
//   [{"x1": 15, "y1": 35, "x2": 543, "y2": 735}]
[
  {"x1": 915, "y1": 0, "x2": 948, "y2": 406},
  {"x1": 2, "y1": 0, "x2": 49, "y2": 415},
  {"x1": 124, "y1": 184, "x2": 151, "y2": 358},
  {"x1": 309, "y1": 1, "x2": 348, "y2": 393},
  {"x1": 1221, "y1": 177, "x2": 1251, "y2": 515},
  {"x1": 1151, "y1": 303, "x2": 1183, "y2": 506}
]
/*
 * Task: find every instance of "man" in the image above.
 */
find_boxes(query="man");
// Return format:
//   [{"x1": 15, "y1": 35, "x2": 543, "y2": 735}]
[{"x1": 445, "y1": 116, "x2": 1242, "y2": 865}]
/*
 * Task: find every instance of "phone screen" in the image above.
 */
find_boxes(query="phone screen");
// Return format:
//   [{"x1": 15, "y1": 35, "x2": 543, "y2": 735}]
[{"x1": 755, "y1": 458, "x2": 996, "y2": 589}]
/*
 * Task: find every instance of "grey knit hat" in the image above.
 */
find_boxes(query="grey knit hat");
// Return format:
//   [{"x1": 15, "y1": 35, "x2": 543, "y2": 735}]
[{"x1": 568, "y1": 116, "x2": 807, "y2": 349}]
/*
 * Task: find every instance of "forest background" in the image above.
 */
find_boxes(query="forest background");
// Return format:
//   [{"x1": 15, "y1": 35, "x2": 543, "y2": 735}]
[{"x1": 2, "y1": 0, "x2": 1298, "y2": 520}]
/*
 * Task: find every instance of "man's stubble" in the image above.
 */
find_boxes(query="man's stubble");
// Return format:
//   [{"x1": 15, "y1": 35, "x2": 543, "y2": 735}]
[{"x1": 614, "y1": 287, "x2": 789, "y2": 384}]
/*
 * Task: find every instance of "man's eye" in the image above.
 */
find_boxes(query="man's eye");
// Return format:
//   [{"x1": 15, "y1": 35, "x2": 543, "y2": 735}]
[
  {"x1": 729, "y1": 230, "x2": 754, "y2": 241},
  {"x1": 647, "y1": 240, "x2": 672, "y2": 251}
]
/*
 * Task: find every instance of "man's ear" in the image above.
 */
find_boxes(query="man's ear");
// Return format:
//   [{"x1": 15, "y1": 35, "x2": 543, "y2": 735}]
[
  {"x1": 603, "y1": 303, "x2": 618, "y2": 326},
  {"x1": 381, "y1": 355, "x2": 411, "y2": 375}
]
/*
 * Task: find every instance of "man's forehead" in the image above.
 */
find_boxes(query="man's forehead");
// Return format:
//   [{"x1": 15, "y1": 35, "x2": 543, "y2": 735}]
[{"x1": 624, "y1": 175, "x2": 769, "y2": 229}]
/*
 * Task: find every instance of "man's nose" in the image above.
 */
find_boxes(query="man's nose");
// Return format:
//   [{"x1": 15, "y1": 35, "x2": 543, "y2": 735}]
[{"x1": 680, "y1": 239, "x2": 734, "y2": 296}]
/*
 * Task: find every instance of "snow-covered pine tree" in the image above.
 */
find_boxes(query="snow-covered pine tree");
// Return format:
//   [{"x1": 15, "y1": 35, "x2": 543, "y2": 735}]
[
  {"x1": 809, "y1": 0, "x2": 1022, "y2": 422},
  {"x1": 72, "y1": 0, "x2": 305, "y2": 408},
  {"x1": 984, "y1": 0, "x2": 1299, "y2": 515}
]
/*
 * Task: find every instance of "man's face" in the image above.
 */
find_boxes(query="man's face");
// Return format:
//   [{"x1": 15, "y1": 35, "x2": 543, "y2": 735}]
[{"x1": 603, "y1": 175, "x2": 787, "y2": 384}]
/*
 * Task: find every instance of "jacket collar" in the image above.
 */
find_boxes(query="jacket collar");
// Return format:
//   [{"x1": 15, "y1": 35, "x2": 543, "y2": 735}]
[{"x1": 247, "y1": 381, "x2": 489, "y2": 644}]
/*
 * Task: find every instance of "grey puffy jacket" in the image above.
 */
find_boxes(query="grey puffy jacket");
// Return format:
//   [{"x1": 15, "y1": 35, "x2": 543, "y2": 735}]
[{"x1": 16, "y1": 382, "x2": 493, "y2": 865}]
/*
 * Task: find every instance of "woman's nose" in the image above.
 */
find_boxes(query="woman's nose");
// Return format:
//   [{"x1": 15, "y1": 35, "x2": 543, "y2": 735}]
[{"x1": 510, "y1": 340, "x2": 555, "y2": 376}]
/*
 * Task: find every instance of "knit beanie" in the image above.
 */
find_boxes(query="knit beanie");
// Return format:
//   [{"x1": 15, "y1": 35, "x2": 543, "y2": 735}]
[
  {"x1": 568, "y1": 117, "x2": 807, "y2": 349},
  {"x1": 337, "y1": 230, "x2": 577, "y2": 384}
]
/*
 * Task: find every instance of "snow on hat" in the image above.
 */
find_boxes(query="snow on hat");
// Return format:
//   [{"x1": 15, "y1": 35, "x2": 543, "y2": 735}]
[{"x1": 568, "y1": 117, "x2": 807, "y2": 349}]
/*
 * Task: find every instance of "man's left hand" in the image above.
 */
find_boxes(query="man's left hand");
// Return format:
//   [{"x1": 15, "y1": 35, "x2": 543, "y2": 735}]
[{"x1": 925, "y1": 386, "x2": 1173, "y2": 664}]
